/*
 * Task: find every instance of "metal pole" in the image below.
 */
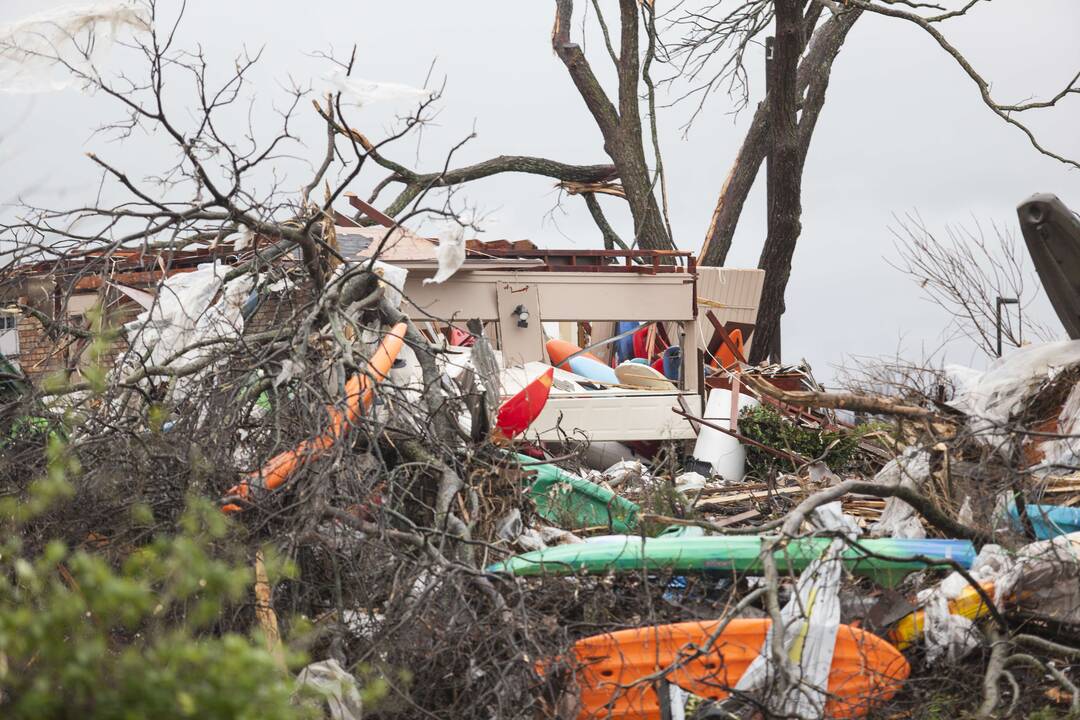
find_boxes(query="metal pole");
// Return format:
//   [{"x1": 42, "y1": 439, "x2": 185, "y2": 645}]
[
  {"x1": 996, "y1": 299, "x2": 1002, "y2": 359},
  {"x1": 996, "y1": 296, "x2": 1019, "y2": 358}
]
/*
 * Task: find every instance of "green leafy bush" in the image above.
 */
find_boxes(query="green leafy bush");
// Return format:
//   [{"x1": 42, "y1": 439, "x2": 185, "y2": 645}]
[
  {"x1": 738, "y1": 404, "x2": 862, "y2": 478},
  {"x1": 0, "y1": 437, "x2": 318, "y2": 720}
]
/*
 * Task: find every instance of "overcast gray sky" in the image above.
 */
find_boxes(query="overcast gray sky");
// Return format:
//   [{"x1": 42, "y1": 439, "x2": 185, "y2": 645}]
[{"x1": 3, "y1": 0, "x2": 1079, "y2": 383}]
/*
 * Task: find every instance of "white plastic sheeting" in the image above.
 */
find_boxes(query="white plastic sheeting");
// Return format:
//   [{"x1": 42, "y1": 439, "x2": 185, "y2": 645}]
[
  {"x1": 868, "y1": 448, "x2": 931, "y2": 540},
  {"x1": 120, "y1": 261, "x2": 253, "y2": 403},
  {"x1": 597, "y1": 459, "x2": 650, "y2": 488},
  {"x1": 295, "y1": 659, "x2": 364, "y2": 720},
  {"x1": 947, "y1": 339, "x2": 1080, "y2": 457},
  {"x1": 995, "y1": 530, "x2": 1080, "y2": 625},
  {"x1": 1035, "y1": 380, "x2": 1080, "y2": 472},
  {"x1": 221, "y1": 224, "x2": 254, "y2": 252},
  {"x1": 423, "y1": 229, "x2": 465, "y2": 286},
  {"x1": 495, "y1": 508, "x2": 583, "y2": 552},
  {"x1": 0, "y1": 1, "x2": 150, "y2": 94},
  {"x1": 323, "y1": 70, "x2": 432, "y2": 107},
  {"x1": 731, "y1": 502, "x2": 857, "y2": 719},
  {"x1": 916, "y1": 544, "x2": 1011, "y2": 665},
  {"x1": 369, "y1": 260, "x2": 408, "y2": 311},
  {"x1": 917, "y1": 532, "x2": 1080, "y2": 664}
]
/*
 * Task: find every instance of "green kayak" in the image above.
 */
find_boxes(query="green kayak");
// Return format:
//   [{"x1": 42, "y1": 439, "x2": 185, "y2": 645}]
[
  {"x1": 488, "y1": 535, "x2": 976, "y2": 588},
  {"x1": 516, "y1": 454, "x2": 639, "y2": 534}
]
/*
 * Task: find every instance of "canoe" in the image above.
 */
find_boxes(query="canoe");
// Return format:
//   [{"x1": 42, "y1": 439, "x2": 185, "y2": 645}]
[
  {"x1": 566, "y1": 355, "x2": 619, "y2": 384},
  {"x1": 888, "y1": 582, "x2": 995, "y2": 650},
  {"x1": 488, "y1": 535, "x2": 976, "y2": 588},
  {"x1": 222, "y1": 323, "x2": 408, "y2": 513},
  {"x1": 614, "y1": 321, "x2": 640, "y2": 362},
  {"x1": 491, "y1": 367, "x2": 553, "y2": 443},
  {"x1": 632, "y1": 325, "x2": 667, "y2": 361},
  {"x1": 569, "y1": 619, "x2": 909, "y2": 719},
  {"x1": 517, "y1": 453, "x2": 639, "y2": 533},
  {"x1": 546, "y1": 338, "x2": 603, "y2": 368},
  {"x1": 1008, "y1": 502, "x2": 1080, "y2": 539},
  {"x1": 614, "y1": 361, "x2": 676, "y2": 390}
]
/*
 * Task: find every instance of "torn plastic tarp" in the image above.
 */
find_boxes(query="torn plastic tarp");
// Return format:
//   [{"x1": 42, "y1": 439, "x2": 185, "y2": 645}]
[
  {"x1": 0, "y1": 1, "x2": 150, "y2": 94},
  {"x1": 295, "y1": 659, "x2": 363, "y2": 720},
  {"x1": 911, "y1": 544, "x2": 1010, "y2": 665},
  {"x1": 592, "y1": 459, "x2": 651, "y2": 489},
  {"x1": 495, "y1": 508, "x2": 583, "y2": 552},
  {"x1": 727, "y1": 502, "x2": 857, "y2": 719},
  {"x1": 368, "y1": 260, "x2": 408, "y2": 311},
  {"x1": 868, "y1": 448, "x2": 931, "y2": 540},
  {"x1": 995, "y1": 530, "x2": 1080, "y2": 625},
  {"x1": 323, "y1": 70, "x2": 432, "y2": 107},
  {"x1": 517, "y1": 453, "x2": 640, "y2": 533},
  {"x1": 1032, "y1": 379, "x2": 1080, "y2": 473},
  {"x1": 119, "y1": 261, "x2": 253, "y2": 404},
  {"x1": 1007, "y1": 502, "x2": 1080, "y2": 539},
  {"x1": 423, "y1": 228, "x2": 466, "y2": 285},
  {"x1": 947, "y1": 340, "x2": 1080, "y2": 458},
  {"x1": 906, "y1": 532, "x2": 1080, "y2": 664}
]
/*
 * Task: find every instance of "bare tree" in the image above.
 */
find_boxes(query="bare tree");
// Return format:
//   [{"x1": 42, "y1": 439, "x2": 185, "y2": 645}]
[
  {"x1": 676, "y1": 0, "x2": 1077, "y2": 363},
  {"x1": 890, "y1": 214, "x2": 1056, "y2": 358}
]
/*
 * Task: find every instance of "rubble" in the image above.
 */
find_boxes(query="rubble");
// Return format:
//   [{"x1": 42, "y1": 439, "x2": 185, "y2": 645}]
[{"x1": 8, "y1": 233, "x2": 1080, "y2": 720}]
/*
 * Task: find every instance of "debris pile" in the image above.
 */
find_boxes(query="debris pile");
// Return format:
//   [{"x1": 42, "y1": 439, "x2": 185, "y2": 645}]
[{"x1": 5, "y1": 237, "x2": 1080, "y2": 720}]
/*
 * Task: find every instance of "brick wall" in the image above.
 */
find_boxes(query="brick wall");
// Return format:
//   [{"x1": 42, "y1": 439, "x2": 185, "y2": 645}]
[{"x1": 16, "y1": 307, "x2": 139, "y2": 383}]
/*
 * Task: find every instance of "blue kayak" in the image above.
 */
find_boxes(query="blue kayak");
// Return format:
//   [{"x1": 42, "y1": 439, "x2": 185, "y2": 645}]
[
  {"x1": 1008, "y1": 503, "x2": 1080, "y2": 539},
  {"x1": 567, "y1": 355, "x2": 619, "y2": 384}
]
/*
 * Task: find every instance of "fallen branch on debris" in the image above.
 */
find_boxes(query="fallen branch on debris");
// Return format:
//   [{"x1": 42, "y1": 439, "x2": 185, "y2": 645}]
[{"x1": 742, "y1": 373, "x2": 936, "y2": 419}]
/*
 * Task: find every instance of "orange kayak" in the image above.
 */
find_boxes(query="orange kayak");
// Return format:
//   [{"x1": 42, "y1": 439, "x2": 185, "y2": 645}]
[
  {"x1": 222, "y1": 323, "x2": 408, "y2": 513},
  {"x1": 546, "y1": 338, "x2": 603, "y2": 369},
  {"x1": 710, "y1": 327, "x2": 744, "y2": 370},
  {"x1": 570, "y1": 619, "x2": 909, "y2": 719}
]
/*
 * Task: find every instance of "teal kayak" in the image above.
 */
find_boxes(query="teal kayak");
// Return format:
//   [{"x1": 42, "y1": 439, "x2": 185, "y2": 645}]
[
  {"x1": 1008, "y1": 503, "x2": 1080, "y2": 539},
  {"x1": 516, "y1": 454, "x2": 639, "y2": 533},
  {"x1": 488, "y1": 535, "x2": 976, "y2": 588}
]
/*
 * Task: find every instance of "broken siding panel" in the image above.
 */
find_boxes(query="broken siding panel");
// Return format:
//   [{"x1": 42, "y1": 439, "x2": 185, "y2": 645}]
[{"x1": 695, "y1": 268, "x2": 764, "y2": 357}]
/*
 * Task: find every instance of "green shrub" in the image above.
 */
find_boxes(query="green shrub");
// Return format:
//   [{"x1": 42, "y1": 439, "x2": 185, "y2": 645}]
[
  {"x1": 0, "y1": 437, "x2": 319, "y2": 720},
  {"x1": 738, "y1": 404, "x2": 862, "y2": 478}
]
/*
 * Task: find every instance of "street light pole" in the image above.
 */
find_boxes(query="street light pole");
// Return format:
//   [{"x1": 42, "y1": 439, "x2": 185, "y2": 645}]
[{"x1": 996, "y1": 296, "x2": 1019, "y2": 358}]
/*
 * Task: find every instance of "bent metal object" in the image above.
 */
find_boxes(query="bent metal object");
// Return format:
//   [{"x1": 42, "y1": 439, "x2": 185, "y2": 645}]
[
  {"x1": 1017, "y1": 193, "x2": 1080, "y2": 339},
  {"x1": 221, "y1": 323, "x2": 408, "y2": 513},
  {"x1": 564, "y1": 619, "x2": 909, "y2": 720}
]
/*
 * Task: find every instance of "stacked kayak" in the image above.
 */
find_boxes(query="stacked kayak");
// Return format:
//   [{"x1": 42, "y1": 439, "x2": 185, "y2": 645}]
[
  {"x1": 517, "y1": 453, "x2": 639, "y2": 533},
  {"x1": 568, "y1": 618, "x2": 909, "y2": 719},
  {"x1": 545, "y1": 338, "x2": 618, "y2": 384},
  {"x1": 489, "y1": 535, "x2": 976, "y2": 588}
]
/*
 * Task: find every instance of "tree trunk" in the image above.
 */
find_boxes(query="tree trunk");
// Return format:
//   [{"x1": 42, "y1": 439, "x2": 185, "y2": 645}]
[
  {"x1": 552, "y1": 0, "x2": 672, "y2": 250},
  {"x1": 699, "y1": 8, "x2": 861, "y2": 268},
  {"x1": 750, "y1": 0, "x2": 803, "y2": 364}
]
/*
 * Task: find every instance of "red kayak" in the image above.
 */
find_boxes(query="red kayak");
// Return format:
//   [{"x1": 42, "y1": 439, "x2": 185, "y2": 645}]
[{"x1": 491, "y1": 367, "x2": 554, "y2": 444}]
